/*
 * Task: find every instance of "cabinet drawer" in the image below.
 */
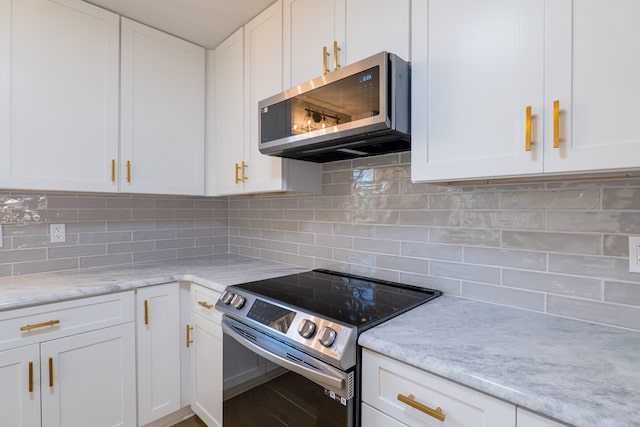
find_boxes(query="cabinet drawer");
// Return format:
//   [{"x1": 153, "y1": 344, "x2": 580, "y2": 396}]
[
  {"x1": 191, "y1": 284, "x2": 221, "y2": 324},
  {"x1": 362, "y1": 349, "x2": 515, "y2": 427},
  {"x1": 362, "y1": 402, "x2": 408, "y2": 427},
  {"x1": 0, "y1": 292, "x2": 134, "y2": 351}
]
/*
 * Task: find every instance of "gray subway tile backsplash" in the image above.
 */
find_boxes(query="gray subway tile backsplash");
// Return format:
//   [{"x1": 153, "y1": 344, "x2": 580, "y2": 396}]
[{"x1": 2, "y1": 154, "x2": 640, "y2": 331}]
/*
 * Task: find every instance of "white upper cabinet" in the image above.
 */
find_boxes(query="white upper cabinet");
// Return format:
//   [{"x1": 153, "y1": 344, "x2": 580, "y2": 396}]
[
  {"x1": 121, "y1": 18, "x2": 205, "y2": 195},
  {"x1": 344, "y1": 0, "x2": 410, "y2": 63},
  {"x1": 544, "y1": 0, "x2": 640, "y2": 174},
  {"x1": 213, "y1": 0, "x2": 321, "y2": 196},
  {"x1": 284, "y1": 0, "x2": 411, "y2": 87},
  {"x1": 412, "y1": 0, "x2": 545, "y2": 182},
  {"x1": 284, "y1": 0, "x2": 346, "y2": 87},
  {"x1": 284, "y1": 0, "x2": 410, "y2": 88},
  {"x1": 0, "y1": 0, "x2": 120, "y2": 192},
  {"x1": 412, "y1": 0, "x2": 640, "y2": 183},
  {"x1": 213, "y1": 28, "x2": 245, "y2": 196}
]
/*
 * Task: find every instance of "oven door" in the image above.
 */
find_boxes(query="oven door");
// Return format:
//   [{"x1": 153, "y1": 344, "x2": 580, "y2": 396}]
[{"x1": 222, "y1": 317, "x2": 354, "y2": 427}]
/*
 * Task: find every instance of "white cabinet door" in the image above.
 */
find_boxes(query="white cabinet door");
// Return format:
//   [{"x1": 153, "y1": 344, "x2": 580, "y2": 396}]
[
  {"x1": 40, "y1": 324, "x2": 136, "y2": 427},
  {"x1": 345, "y1": 0, "x2": 410, "y2": 63},
  {"x1": 284, "y1": 0, "x2": 346, "y2": 87},
  {"x1": 214, "y1": 28, "x2": 245, "y2": 195},
  {"x1": 544, "y1": 0, "x2": 640, "y2": 174},
  {"x1": 121, "y1": 18, "x2": 205, "y2": 195},
  {"x1": 243, "y1": 0, "x2": 286, "y2": 194},
  {"x1": 136, "y1": 283, "x2": 181, "y2": 425},
  {"x1": 214, "y1": 5, "x2": 322, "y2": 196},
  {"x1": 518, "y1": 408, "x2": 568, "y2": 427},
  {"x1": 190, "y1": 313, "x2": 223, "y2": 427},
  {"x1": 0, "y1": 0, "x2": 119, "y2": 192},
  {"x1": 412, "y1": 0, "x2": 545, "y2": 183},
  {"x1": 0, "y1": 344, "x2": 40, "y2": 427}
]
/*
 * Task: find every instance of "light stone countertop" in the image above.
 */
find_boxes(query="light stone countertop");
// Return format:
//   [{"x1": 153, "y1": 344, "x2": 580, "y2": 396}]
[
  {"x1": 0, "y1": 254, "x2": 307, "y2": 311},
  {"x1": 358, "y1": 295, "x2": 640, "y2": 427},
  {"x1": 2, "y1": 256, "x2": 637, "y2": 426}
]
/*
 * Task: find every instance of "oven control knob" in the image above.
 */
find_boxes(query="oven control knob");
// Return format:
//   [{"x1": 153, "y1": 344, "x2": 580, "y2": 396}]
[
  {"x1": 318, "y1": 326, "x2": 337, "y2": 347},
  {"x1": 297, "y1": 319, "x2": 316, "y2": 339},
  {"x1": 231, "y1": 294, "x2": 246, "y2": 309},
  {"x1": 221, "y1": 291, "x2": 234, "y2": 305}
]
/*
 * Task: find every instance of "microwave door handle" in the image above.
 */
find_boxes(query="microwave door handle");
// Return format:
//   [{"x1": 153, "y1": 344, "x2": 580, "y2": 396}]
[{"x1": 222, "y1": 320, "x2": 347, "y2": 394}]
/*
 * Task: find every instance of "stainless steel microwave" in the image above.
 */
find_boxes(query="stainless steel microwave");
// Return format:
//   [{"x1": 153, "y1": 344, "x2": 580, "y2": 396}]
[{"x1": 258, "y1": 52, "x2": 410, "y2": 163}]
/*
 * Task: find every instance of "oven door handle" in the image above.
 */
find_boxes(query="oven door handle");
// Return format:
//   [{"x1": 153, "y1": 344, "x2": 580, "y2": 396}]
[{"x1": 222, "y1": 319, "x2": 349, "y2": 395}]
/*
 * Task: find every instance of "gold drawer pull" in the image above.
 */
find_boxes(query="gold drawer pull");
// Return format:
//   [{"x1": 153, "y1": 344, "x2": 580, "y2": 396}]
[
  {"x1": 48, "y1": 357, "x2": 54, "y2": 388},
  {"x1": 28, "y1": 361, "x2": 34, "y2": 392},
  {"x1": 186, "y1": 324, "x2": 194, "y2": 348},
  {"x1": 235, "y1": 162, "x2": 242, "y2": 184},
  {"x1": 553, "y1": 100, "x2": 560, "y2": 149},
  {"x1": 525, "y1": 105, "x2": 532, "y2": 152},
  {"x1": 397, "y1": 393, "x2": 446, "y2": 422},
  {"x1": 323, "y1": 46, "x2": 330, "y2": 75},
  {"x1": 198, "y1": 300, "x2": 214, "y2": 310},
  {"x1": 144, "y1": 300, "x2": 149, "y2": 325},
  {"x1": 20, "y1": 320, "x2": 60, "y2": 332},
  {"x1": 241, "y1": 161, "x2": 247, "y2": 182}
]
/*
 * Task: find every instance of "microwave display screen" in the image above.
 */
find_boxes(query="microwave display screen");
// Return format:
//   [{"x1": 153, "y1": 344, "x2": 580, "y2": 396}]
[{"x1": 260, "y1": 66, "x2": 380, "y2": 144}]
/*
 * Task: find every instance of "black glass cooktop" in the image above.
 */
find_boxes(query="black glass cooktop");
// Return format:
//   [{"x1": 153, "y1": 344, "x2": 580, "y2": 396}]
[{"x1": 232, "y1": 269, "x2": 441, "y2": 329}]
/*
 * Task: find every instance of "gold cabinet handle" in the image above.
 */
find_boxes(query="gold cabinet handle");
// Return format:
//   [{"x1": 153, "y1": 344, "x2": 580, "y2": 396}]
[
  {"x1": 28, "y1": 361, "x2": 34, "y2": 393},
  {"x1": 111, "y1": 159, "x2": 116, "y2": 182},
  {"x1": 144, "y1": 300, "x2": 149, "y2": 325},
  {"x1": 48, "y1": 357, "x2": 54, "y2": 388},
  {"x1": 241, "y1": 161, "x2": 247, "y2": 182},
  {"x1": 397, "y1": 393, "x2": 446, "y2": 422},
  {"x1": 553, "y1": 100, "x2": 560, "y2": 149},
  {"x1": 525, "y1": 105, "x2": 532, "y2": 152},
  {"x1": 323, "y1": 46, "x2": 330, "y2": 75},
  {"x1": 235, "y1": 162, "x2": 241, "y2": 184},
  {"x1": 198, "y1": 300, "x2": 213, "y2": 310},
  {"x1": 20, "y1": 319, "x2": 60, "y2": 332},
  {"x1": 186, "y1": 324, "x2": 194, "y2": 348},
  {"x1": 126, "y1": 160, "x2": 132, "y2": 182},
  {"x1": 333, "y1": 41, "x2": 341, "y2": 70}
]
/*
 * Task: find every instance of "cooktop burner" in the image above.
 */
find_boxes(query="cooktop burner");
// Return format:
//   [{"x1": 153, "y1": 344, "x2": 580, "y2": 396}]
[{"x1": 232, "y1": 269, "x2": 441, "y2": 329}]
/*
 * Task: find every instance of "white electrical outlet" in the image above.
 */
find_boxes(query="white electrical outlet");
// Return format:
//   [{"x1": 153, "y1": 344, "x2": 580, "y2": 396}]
[
  {"x1": 0, "y1": 224, "x2": 3, "y2": 248},
  {"x1": 50, "y1": 224, "x2": 66, "y2": 243},
  {"x1": 629, "y1": 236, "x2": 640, "y2": 273}
]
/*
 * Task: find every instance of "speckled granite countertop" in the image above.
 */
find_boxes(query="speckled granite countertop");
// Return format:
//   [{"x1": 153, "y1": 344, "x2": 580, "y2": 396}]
[
  {"x1": 359, "y1": 295, "x2": 640, "y2": 427},
  {"x1": 0, "y1": 254, "x2": 306, "y2": 311},
  {"x1": 1, "y1": 256, "x2": 637, "y2": 426}
]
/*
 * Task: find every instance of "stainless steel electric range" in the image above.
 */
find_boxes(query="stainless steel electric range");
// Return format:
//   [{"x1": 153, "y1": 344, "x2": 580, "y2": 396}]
[{"x1": 215, "y1": 269, "x2": 441, "y2": 427}]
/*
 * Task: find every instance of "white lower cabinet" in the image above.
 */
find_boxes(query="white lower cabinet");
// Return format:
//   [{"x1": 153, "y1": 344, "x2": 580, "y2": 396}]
[
  {"x1": 41, "y1": 324, "x2": 136, "y2": 427},
  {"x1": 189, "y1": 285, "x2": 223, "y2": 427},
  {"x1": 136, "y1": 283, "x2": 182, "y2": 425},
  {"x1": 0, "y1": 292, "x2": 136, "y2": 427},
  {"x1": 362, "y1": 402, "x2": 409, "y2": 427},
  {"x1": 517, "y1": 408, "x2": 567, "y2": 427},
  {"x1": 0, "y1": 344, "x2": 41, "y2": 427},
  {"x1": 362, "y1": 349, "x2": 515, "y2": 426}
]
